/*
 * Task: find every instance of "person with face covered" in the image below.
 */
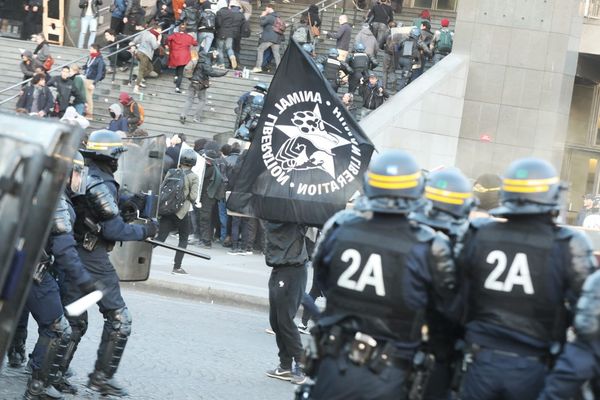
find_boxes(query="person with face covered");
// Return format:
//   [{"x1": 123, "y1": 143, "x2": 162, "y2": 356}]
[{"x1": 107, "y1": 103, "x2": 129, "y2": 132}]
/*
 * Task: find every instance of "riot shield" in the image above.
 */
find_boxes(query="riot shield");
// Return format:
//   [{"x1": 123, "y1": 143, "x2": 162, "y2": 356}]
[
  {"x1": 0, "y1": 112, "x2": 83, "y2": 365},
  {"x1": 111, "y1": 134, "x2": 166, "y2": 282}
]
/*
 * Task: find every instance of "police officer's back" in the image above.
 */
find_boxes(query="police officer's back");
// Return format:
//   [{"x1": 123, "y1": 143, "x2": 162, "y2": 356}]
[
  {"x1": 396, "y1": 27, "x2": 430, "y2": 88},
  {"x1": 308, "y1": 150, "x2": 458, "y2": 400},
  {"x1": 411, "y1": 168, "x2": 476, "y2": 400},
  {"x1": 317, "y1": 48, "x2": 352, "y2": 93},
  {"x1": 459, "y1": 158, "x2": 595, "y2": 400},
  {"x1": 346, "y1": 43, "x2": 377, "y2": 94}
]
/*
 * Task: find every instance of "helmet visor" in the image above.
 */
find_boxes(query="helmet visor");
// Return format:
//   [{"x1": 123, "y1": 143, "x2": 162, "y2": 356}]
[{"x1": 71, "y1": 162, "x2": 88, "y2": 196}]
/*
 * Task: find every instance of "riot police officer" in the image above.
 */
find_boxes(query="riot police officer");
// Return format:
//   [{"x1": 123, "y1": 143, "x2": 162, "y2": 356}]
[
  {"x1": 302, "y1": 43, "x2": 324, "y2": 73},
  {"x1": 458, "y1": 157, "x2": 596, "y2": 400},
  {"x1": 396, "y1": 27, "x2": 431, "y2": 90},
  {"x1": 346, "y1": 43, "x2": 377, "y2": 94},
  {"x1": 317, "y1": 48, "x2": 353, "y2": 93},
  {"x1": 538, "y1": 270, "x2": 600, "y2": 400},
  {"x1": 60, "y1": 129, "x2": 158, "y2": 397},
  {"x1": 411, "y1": 168, "x2": 476, "y2": 400},
  {"x1": 9, "y1": 153, "x2": 100, "y2": 400},
  {"x1": 235, "y1": 95, "x2": 265, "y2": 141},
  {"x1": 235, "y1": 83, "x2": 268, "y2": 132},
  {"x1": 308, "y1": 150, "x2": 458, "y2": 400}
]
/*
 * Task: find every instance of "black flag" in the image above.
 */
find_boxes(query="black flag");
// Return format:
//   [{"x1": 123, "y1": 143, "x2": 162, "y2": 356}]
[{"x1": 227, "y1": 40, "x2": 375, "y2": 226}]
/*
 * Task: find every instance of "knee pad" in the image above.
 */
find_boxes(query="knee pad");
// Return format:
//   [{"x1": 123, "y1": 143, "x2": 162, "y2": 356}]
[
  {"x1": 107, "y1": 307, "x2": 132, "y2": 336},
  {"x1": 49, "y1": 315, "x2": 72, "y2": 341},
  {"x1": 67, "y1": 312, "x2": 89, "y2": 337}
]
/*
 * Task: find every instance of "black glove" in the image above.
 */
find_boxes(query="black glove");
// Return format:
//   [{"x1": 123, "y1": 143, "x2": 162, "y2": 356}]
[
  {"x1": 78, "y1": 279, "x2": 104, "y2": 296},
  {"x1": 144, "y1": 219, "x2": 159, "y2": 238}
]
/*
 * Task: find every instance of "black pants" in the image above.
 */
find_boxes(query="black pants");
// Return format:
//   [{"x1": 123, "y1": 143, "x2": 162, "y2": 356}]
[
  {"x1": 156, "y1": 213, "x2": 191, "y2": 268},
  {"x1": 110, "y1": 16, "x2": 125, "y2": 35},
  {"x1": 175, "y1": 65, "x2": 185, "y2": 89},
  {"x1": 301, "y1": 274, "x2": 323, "y2": 325},
  {"x1": 268, "y1": 265, "x2": 307, "y2": 369},
  {"x1": 198, "y1": 193, "x2": 216, "y2": 245}
]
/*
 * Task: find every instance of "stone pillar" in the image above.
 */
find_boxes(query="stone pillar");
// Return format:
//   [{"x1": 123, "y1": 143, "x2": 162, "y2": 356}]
[{"x1": 453, "y1": 0, "x2": 583, "y2": 177}]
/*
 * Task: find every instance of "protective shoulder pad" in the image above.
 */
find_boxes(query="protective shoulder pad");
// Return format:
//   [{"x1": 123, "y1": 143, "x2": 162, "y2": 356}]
[
  {"x1": 51, "y1": 195, "x2": 73, "y2": 235},
  {"x1": 87, "y1": 179, "x2": 119, "y2": 221},
  {"x1": 410, "y1": 221, "x2": 436, "y2": 243},
  {"x1": 322, "y1": 208, "x2": 366, "y2": 237}
]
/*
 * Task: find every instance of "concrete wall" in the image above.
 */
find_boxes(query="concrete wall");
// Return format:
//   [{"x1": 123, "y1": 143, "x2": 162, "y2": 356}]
[
  {"x1": 361, "y1": 0, "x2": 584, "y2": 179},
  {"x1": 452, "y1": 0, "x2": 583, "y2": 178},
  {"x1": 360, "y1": 54, "x2": 469, "y2": 170},
  {"x1": 580, "y1": 20, "x2": 600, "y2": 55}
]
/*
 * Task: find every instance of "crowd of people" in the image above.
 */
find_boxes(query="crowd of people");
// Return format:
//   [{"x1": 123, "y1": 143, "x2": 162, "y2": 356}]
[{"x1": 13, "y1": 0, "x2": 453, "y2": 125}]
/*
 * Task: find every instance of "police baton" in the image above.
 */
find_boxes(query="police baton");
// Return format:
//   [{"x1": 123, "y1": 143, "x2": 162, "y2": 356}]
[
  {"x1": 146, "y1": 238, "x2": 212, "y2": 260},
  {"x1": 65, "y1": 290, "x2": 104, "y2": 317}
]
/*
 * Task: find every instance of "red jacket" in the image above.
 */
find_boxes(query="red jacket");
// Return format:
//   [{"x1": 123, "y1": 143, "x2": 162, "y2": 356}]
[{"x1": 167, "y1": 32, "x2": 198, "y2": 67}]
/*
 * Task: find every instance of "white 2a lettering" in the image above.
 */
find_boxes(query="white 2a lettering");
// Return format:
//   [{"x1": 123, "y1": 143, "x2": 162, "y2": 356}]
[
  {"x1": 483, "y1": 250, "x2": 535, "y2": 295},
  {"x1": 337, "y1": 249, "x2": 386, "y2": 296}
]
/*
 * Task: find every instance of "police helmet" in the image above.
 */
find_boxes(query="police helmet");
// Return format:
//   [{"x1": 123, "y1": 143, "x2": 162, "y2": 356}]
[
  {"x1": 412, "y1": 168, "x2": 475, "y2": 233},
  {"x1": 253, "y1": 83, "x2": 268, "y2": 93},
  {"x1": 234, "y1": 125, "x2": 252, "y2": 141},
  {"x1": 328, "y1": 48, "x2": 339, "y2": 58},
  {"x1": 354, "y1": 42, "x2": 365, "y2": 52},
  {"x1": 179, "y1": 148, "x2": 198, "y2": 167},
  {"x1": 425, "y1": 168, "x2": 475, "y2": 219},
  {"x1": 575, "y1": 270, "x2": 600, "y2": 340},
  {"x1": 252, "y1": 95, "x2": 265, "y2": 107},
  {"x1": 363, "y1": 150, "x2": 425, "y2": 214},
  {"x1": 302, "y1": 43, "x2": 314, "y2": 54},
  {"x1": 491, "y1": 157, "x2": 563, "y2": 216},
  {"x1": 81, "y1": 129, "x2": 127, "y2": 161},
  {"x1": 410, "y1": 27, "x2": 421, "y2": 40}
]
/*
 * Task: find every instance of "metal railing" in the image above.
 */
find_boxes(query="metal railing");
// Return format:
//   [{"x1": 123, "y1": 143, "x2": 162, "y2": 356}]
[
  {"x1": 585, "y1": 0, "x2": 600, "y2": 19},
  {"x1": 0, "y1": 25, "x2": 173, "y2": 106}
]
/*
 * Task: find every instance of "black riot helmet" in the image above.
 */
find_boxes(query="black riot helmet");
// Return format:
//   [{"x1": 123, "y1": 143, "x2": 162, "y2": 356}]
[
  {"x1": 424, "y1": 168, "x2": 476, "y2": 219},
  {"x1": 363, "y1": 149, "x2": 425, "y2": 214},
  {"x1": 179, "y1": 148, "x2": 198, "y2": 167},
  {"x1": 412, "y1": 168, "x2": 475, "y2": 235},
  {"x1": 575, "y1": 270, "x2": 600, "y2": 340},
  {"x1": 81, "y1": 129, "x2": 127, "y2": 161},
  {"x1": 491, "y1": 157, "x2": 564, "y2": 216}
]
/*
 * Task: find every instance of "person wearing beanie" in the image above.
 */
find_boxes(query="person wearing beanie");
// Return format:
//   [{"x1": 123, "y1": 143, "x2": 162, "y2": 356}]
[
  {"x1": 130, "y1": 26, "x2": 161, "y2": 93},
  {"x1": 432, "y1": 17, "x2": 453, "y2": 64},
  {"x1": 412, "y1": 8, "x2": 431, "y2": 28},
  {"x1": 107, "y1": 103, "x2": 129, "y2": 132},
  {"x1": 82, "y1": 43, "x2": 106, "y2": 119},
  {"x1": 119, "y1": 92, "x2": 144, "y2": 133}
]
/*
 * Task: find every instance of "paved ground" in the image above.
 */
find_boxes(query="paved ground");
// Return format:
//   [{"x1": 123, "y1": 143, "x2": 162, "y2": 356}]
[{"x1": 0, "y1": 288, "x2": 299, "y2": 400}]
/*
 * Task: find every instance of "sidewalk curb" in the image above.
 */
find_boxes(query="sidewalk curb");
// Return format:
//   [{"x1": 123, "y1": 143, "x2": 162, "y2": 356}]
[{"x1": 122, "y1": 279, "x2": 269, "y2": 312}]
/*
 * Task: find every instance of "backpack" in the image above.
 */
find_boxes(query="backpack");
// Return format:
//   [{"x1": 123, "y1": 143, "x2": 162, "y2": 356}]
[
  {"x1": 436, "y1": 29, "x2": 453, "y2": 53},
  {"x1": 130, "y1": 102, "x2": 144, "y2": 126},
  {"x1": 241, "y1": 19, "x2": 251, "y2": 38},
  {"x1": 273, "y1": 16, "x2": 286, "y2": 34},
  {"x1": 292, "y1": 26, "x2": 308, "y2": 43},
  {"x1": 158, "y1": 169, "x2": 188, "y2": 216},
  {"x1": 200, "y1": 10, "x2": 216, "y2": 29}
]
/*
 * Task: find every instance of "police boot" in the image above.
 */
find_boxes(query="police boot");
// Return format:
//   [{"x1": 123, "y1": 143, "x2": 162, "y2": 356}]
[
  {"x1": 87, "y1": 308, "x2": 131, "y2": 397},
  {"x1": 52, "y1": 376, "x2": 77, "y2": 395},
  {"x1": 8, "y1": 331, "x2": 28, "y2": 368},
  {"x1": 23, "y1": 371, "x2": 63, "y2": 400},
  {"x1": 57, "y1": 315, "x2": 87, "y2": 391}
]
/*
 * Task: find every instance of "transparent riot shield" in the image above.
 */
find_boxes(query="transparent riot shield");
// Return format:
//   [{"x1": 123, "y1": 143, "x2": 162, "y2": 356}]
[
  {"x1": 111, "y1": 134, "x2": 166, "y2": 282},
  {"x1": 0, "y1": 112, "x2": 83, "y2": 365}
]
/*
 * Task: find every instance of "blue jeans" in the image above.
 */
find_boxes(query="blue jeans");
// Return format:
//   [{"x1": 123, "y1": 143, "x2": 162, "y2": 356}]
[
  {"x1": 78, "y1": 15, "x2": 98, "y2": 49},
  {"x1": 216, "y1": 37, "x2": 234, "y2": 65},
  {"x1": 218, "y1": 200, "x2": 227, "y2": 241},
  {"x1": 198, "y1": 32, "x2": 214, "y2": 54},
  {"x1": 73, "y1": 103, "x2": 85, "y2": 115}
]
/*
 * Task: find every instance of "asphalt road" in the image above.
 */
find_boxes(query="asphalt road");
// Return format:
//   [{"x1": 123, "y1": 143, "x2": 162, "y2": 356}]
[{"x1": 0, "y1": 288, "x2": 298, "y2": 400}]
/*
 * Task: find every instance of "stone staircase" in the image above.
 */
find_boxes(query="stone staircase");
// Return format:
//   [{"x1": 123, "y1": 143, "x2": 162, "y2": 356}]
[{"x1": 0, "y1": 3, "x2": 455, "y2": 143}]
